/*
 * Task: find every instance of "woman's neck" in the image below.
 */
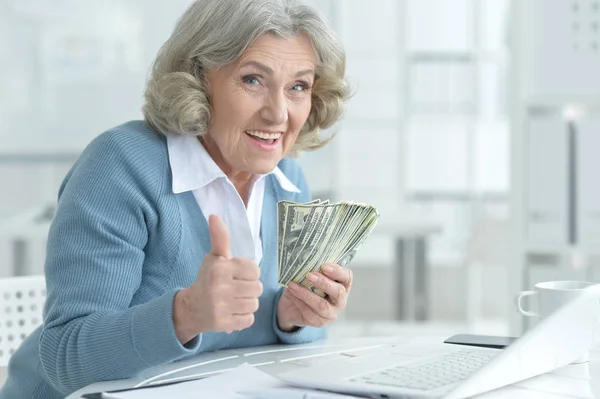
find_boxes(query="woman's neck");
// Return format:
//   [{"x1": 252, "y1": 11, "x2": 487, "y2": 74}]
[{"x1": 199, "y1": 135, "x2": 255, "y2": 206}]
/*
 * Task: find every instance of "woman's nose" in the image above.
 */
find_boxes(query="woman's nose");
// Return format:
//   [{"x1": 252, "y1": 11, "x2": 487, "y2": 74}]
[{"x1": 261, "y1": 90, "x2": 288, "y2": 125}]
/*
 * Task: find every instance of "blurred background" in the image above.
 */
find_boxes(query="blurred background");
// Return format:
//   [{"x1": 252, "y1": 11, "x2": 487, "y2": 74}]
[{"x1": 0, "y1": 0, "x2": 599, "y2": 344}]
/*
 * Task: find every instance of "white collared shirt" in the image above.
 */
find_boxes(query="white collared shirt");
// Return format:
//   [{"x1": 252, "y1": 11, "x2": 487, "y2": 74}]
[{"x1": 167, "y1": 134, "x2": 300, "y2": 264}]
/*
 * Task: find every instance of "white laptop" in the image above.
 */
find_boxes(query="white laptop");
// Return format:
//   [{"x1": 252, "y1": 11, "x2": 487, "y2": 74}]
[{"x1": 278, "y1": 285, "x2": 600, "y2": 399}]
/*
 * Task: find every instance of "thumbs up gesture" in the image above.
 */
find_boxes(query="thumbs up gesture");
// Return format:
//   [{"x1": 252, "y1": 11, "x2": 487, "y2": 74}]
[{"x1": 173, "y1": 215, "x2": 263, "y2": 344}]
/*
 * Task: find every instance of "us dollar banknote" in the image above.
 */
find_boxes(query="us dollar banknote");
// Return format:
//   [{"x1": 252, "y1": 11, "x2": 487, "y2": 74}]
[{"x1": 277, "y1": 200, "x2": 379, "y2": 297}]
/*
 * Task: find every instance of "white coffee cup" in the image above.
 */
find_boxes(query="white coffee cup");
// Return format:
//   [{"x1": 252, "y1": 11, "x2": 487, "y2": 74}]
[{"x1": 516, "y1": 280, "x2": 599, "y2": 363}]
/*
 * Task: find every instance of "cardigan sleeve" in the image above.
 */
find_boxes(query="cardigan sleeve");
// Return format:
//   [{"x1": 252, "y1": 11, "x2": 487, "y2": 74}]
[{"x1": 39, "y1": 129, "x2": 201, "y2": 395}]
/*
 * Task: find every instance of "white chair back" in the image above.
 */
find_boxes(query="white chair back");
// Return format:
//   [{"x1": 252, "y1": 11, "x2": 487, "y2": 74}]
[{"x1": 0, "y1": 275, "x2": 46, "y2": 367}]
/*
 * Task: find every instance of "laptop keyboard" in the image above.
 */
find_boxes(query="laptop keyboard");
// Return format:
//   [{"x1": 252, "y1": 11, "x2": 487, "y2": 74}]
[{"x1": 350, "y1": 350, "x2": 495, "y2": 391}]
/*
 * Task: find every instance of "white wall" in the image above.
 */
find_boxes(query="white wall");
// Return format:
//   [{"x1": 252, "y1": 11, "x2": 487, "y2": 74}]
[{"x1": 0, "y1": 0, "x2": 195, "y2": 218}]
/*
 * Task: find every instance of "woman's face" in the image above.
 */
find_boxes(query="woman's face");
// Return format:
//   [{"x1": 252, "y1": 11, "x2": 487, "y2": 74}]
[{"x1": 203, "y1": 33, "x2": 316, "y2": 178}]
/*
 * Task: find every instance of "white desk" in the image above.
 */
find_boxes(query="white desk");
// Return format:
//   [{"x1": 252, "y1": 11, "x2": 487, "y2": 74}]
[{"x1": 67, "y1": 334, "x2": 600, "y2": 399}]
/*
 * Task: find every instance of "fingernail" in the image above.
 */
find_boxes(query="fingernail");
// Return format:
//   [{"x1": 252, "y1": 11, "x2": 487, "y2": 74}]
[
  {"x1": 307, "y1": 273, "x2": 319, "y2": 283},
  {"x1": 288, "y1": 282, "x2": 299, "y2": 291},
  {"x1": 323, "y1": 264, "x2": 334, "y2": 273}
]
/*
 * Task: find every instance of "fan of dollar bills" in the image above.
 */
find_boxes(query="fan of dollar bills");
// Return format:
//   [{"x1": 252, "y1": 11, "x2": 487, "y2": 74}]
[{"x1": 277, "y1": 199, "x2": 380, "y2": 297}]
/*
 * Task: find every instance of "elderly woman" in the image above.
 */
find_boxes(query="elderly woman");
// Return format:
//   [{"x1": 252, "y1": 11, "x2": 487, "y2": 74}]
[{"x1": 0, "y1": 0, "x2": 350, "y2": 398}]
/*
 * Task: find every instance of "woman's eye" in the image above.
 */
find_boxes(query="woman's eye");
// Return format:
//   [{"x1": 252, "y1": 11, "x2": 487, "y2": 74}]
[
  {"x1": 291, "y1": 82, "x2": 311, "y2": 92},
  {"x1": 243, "y1": 75, "x2": 260, "y2": 85}
]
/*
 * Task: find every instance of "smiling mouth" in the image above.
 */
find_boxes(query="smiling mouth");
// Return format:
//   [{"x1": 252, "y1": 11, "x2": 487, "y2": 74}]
[{"x1": 245, "y1": 130, "x2": 282, "y2": 145}]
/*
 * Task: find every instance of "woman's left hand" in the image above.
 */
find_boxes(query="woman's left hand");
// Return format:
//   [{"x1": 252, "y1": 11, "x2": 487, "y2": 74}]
[{"x1": 277, "y1": 263, "x2": 352, "y2": 332}]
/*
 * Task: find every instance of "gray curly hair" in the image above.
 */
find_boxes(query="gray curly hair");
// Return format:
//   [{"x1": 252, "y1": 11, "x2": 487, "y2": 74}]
[{"x1": 142, "y1": 0, "x2": 350, "y2": 154}]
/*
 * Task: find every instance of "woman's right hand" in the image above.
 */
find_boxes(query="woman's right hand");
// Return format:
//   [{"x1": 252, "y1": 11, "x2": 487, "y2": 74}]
[{"x1": 173, "y1": 215, "x2": 263, "y2": 344}]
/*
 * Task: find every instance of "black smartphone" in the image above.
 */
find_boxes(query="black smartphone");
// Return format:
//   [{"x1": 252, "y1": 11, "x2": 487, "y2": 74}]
[{"x1": 443, "y1": 334, "x2": 517, "y2": 350}]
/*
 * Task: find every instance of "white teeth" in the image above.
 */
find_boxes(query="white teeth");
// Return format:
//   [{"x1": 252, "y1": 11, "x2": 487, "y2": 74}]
[{"x1": 246, "y1": 130, "x2": 282, "y2": 140}]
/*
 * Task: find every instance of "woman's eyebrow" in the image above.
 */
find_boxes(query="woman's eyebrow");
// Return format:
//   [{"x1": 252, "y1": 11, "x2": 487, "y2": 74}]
[
  {"x1": 240, "y1": 60, "x2": 314, "y2": 78},
  {"x1": 240, "y1": 60, "x2": 274, "y2": 75},
  {"x1": 295, "y1": 68, "x2": 315, "y2": 78}
]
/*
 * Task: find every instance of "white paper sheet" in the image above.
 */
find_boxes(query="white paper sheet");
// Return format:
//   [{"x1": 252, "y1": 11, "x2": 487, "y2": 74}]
[{"x1": 102, "y1": 364, "x2": 287, "y2": 399}]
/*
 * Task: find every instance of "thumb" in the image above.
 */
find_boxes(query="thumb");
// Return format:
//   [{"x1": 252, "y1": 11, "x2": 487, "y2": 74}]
[{"x1": 208, "y1": 215, "x2": 232, "y2": 259}]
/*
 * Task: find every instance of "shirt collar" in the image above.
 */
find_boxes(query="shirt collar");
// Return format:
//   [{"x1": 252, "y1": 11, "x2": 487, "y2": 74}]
[{"x1": 167, "y1": 134, "x2": 301, "y2": 194}]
